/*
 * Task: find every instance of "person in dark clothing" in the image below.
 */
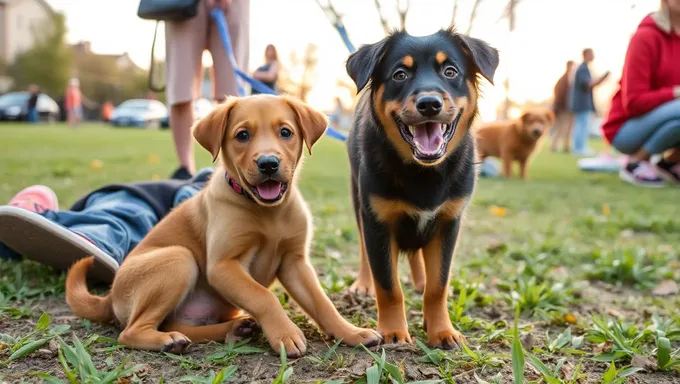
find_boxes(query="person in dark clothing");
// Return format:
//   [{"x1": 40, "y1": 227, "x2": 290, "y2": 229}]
[
  {"x1": 551, "y1": 61, "x2": 575, "y2": 152},
  {"x1": 26, "y1": 85, "x2": 40, "y2": 123},
  {"x1": 571, "y1": 48, "x2": 610, "y2": 156},
  {"x1": 251, "y1": 44, "x2": 279, "y2": 94},
  {"x1": 0, "y1": 169, "x2": 214, "y2": 283}
]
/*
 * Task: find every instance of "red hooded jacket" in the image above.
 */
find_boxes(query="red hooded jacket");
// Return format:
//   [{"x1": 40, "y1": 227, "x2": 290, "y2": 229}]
[{"x1": 601, "y1": 13, "x2": 680, "y2": 143}]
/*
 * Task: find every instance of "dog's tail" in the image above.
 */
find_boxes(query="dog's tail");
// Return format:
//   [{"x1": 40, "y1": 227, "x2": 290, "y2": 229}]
[{"x1": 65, "y1": 256, "x2": 115, "y2": 323}]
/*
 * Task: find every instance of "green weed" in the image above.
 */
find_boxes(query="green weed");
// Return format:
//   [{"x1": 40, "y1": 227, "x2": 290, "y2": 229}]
[
  {"x1": 33, "y1": 334, "x2": 145, "y2": 384},
  {"x1": 586, "y1": 315, "x2": 652, "y2": 363}
]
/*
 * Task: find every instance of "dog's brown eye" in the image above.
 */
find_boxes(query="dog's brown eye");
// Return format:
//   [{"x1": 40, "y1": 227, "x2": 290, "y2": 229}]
[
  {"x1": 443, "y1": 66, "x2": 457, "y2": 78},
  {"x1": 235, "y1": 131, "x2": 250, "y2": 142},
  {"x1": 393, "y1": 70, "x2": 407, "y2": 81},
  {"x1": 280, "y1": 127, "x2": 293, "y2": 138}
]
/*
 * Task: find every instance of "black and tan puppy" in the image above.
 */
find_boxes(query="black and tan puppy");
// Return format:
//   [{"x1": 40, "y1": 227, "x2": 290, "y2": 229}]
[{"x1": 345, "y1": 28, "x2": 498, "y2": 348}]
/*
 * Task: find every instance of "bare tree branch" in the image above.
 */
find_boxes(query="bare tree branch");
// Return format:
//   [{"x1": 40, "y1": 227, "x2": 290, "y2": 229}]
[
  {"x1": 398, "y1": 0, "x2": 409, "y2": 30},
  {"x1": 373, "y1": 0, "x2": 392, "y2": 35},
  {"x1": 451, "y1": 0, "x2": 459, "y2": 27},
  {"x1": 465, "y1": 0, "x2": 483, "y2": 35}
]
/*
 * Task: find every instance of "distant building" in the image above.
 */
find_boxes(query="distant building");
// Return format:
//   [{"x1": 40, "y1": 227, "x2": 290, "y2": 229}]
[
  {"x1": 0, "y1": 0, "x2": 54, "y2": 92},
  {"x1": 70, "y1": 41, "x2": 144, "y2": 75}
]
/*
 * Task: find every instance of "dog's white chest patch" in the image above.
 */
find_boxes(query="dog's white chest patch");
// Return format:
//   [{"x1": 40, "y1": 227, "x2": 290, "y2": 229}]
[{"x1": 415, "y1": 209, "x2": 438, "y2": 232}]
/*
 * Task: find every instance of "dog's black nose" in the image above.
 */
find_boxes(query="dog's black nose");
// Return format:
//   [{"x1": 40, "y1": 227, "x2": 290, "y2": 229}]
[
  {"x1": 532, "y1": 128, "x2": 542, "y2": 137},
  {"x1": 257, "y1": 155, "x2": 280, "y2": 175},
  {"x1": 415, "y1": 94, "x2": 443, "y2": 117}
]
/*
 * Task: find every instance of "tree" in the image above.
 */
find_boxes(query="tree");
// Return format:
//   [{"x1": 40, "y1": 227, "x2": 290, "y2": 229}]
[
  {"x1": 277, "y1": 44, "x2": 319, "y2": 102},
  {"x1": 7, "y1": 12, "x2": 72, "y2": 97}
]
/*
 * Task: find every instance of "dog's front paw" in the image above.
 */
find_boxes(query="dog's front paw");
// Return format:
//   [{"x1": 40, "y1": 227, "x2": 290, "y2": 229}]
[
  {"x1": 380, "y1": 328, "x2": 412, "y2": 345},
  {"x1": 335, "y1": 325, "x2": 381, "y2": 347},
  {"x1": 348, "y1": 279, "x2": 375, "y2": 296},
  {"x1": 427, "y1": 328, "x2": 465, "y2": 350},
  {"x1": 225, "y1": 316, "x2": 259, "y2": 343},
  {"x1": 264, "y1": 320, "x2": 307, "y2": 358}
]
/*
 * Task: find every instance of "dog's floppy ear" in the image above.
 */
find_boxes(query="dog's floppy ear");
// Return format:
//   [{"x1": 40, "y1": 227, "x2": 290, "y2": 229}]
[
  {"x1": 285, "y1": 96, "x2": 328, "y2": 155},
  {"x1": 346, "y1": 37, "x2": 388, "y2": 92},
  {"x1": 193, "y1": 97, "x2": 238, "y2": 162},
  {"x1": 455, "y1": 34, "x2": 500, "y2": 85}
]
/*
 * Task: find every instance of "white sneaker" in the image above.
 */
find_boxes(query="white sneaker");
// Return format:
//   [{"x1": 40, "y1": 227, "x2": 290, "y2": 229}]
[
  {"x1": 0, "y1": 206, "x2": 118, "y2": 283},
  {"x1": 619, "y1": 161, "x2": 666, "y2": 188}
]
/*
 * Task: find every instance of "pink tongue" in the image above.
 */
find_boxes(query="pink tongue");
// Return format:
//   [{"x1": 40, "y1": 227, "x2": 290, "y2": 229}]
[
  {"x1": 256, "y1": 181, "x2": 282, "y2": 200},
  {"x1": 413, "y1": 122, "x2": 444, "y2": 155}
]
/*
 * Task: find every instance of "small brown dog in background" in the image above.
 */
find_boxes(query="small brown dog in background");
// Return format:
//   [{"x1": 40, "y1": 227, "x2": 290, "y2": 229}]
[
  {"x1": 65, "y1": 95, "x2": 380, "y2": 357},
  {"x1": 476, "y1": 108, "x2": 555, "y2": 179}
]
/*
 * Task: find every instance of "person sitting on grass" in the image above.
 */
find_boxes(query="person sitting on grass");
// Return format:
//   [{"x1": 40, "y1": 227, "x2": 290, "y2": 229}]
[
  {"x1": 0, "y1": 169, "x2": 215, "y2": 283},
  {"x1": 601, "y1": 0, "x2": 680, "y2": 187}
]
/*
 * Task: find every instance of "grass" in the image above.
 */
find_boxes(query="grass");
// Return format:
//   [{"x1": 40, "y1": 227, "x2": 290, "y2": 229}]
[{"x1": 1, "y1": 123, "x2": 680, "y2": 382}]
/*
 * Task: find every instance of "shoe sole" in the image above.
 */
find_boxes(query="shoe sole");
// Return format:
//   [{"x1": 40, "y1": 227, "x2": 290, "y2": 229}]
[
  {"x1": 618, "y1": 170, "x2": 666, "y2": 188},
  {"x1": 0, "y1": 206, "x2": 118, "y2": 283},
  {"x1": 653, "y1": 165, "x2": 680, "y2": 184}
]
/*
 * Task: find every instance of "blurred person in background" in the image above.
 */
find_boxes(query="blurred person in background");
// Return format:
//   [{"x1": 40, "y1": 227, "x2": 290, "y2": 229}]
[
  {"x1": 165, "y1": 0, "x2": 249, "y2": 180},
  {"x1": 65, "y1": 78, "x2": 83, "y2": 127},
  {"x1": 571, "y1": 48, "x2": 610, "y2": 156},
  {"x1": 602, "y1": 0, "x2": 680, "y2": 187},
  {"x1": 551, "y1": 61, "x2": 575, "y2": 152},
  {"x1": 26, "y1": 85, "x2": 40, "y2": 124},
  {"x1": 251, "y1": 44, "x2": 279, "y2": 95},
  {"x1": 101, "y1": 101, "x2": 114, "y2": 122}
]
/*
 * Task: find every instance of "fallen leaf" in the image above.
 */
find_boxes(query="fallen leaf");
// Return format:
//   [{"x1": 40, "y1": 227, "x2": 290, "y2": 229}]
[
  {"x1": 489, "y1": 205, "x2": 507, "y2": 217},
  {"x1": 564, "y1": 313, "x2": 577, "y2": 324},
  {"x1": 631, "y1": 354, "x2": 657, "y2": 372},
  {"x1": 602, "y1": 203, "x2": 611, "y2": 216},
  {"x1": 90, "y1": 159, "x2": 104, "y2": 169},
  {"x1": 418, "y1": 366, "x2": 439, "y2": 377},
  {"x1": 521, "y1": 332, "x2": 535, "y2": 350},
  {"x1": 147, "y1": 153, "x2": 160, "y2": 164},
  {"x1": 607, "y1": 308, "x2": 623, "y2": 318},
  {"x1": 652, "y1": 279, "x2": 679, "y2": 296}
]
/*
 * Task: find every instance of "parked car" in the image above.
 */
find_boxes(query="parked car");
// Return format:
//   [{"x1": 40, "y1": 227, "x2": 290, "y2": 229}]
[
  {"x1": 0, "y1": 92, "x2": 60, "y2": 122},
  {"x1": 160, "y1": 98, "x2": 214, "y2": 129},
  {"x1": 110, "y1": 99, "x2": 168, "y2": 129}
]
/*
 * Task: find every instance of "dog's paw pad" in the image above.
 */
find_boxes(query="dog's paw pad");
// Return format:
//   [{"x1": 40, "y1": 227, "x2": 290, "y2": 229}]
[
  {"x1": 380, "y1": 329, "x2": 412, "y2": 345},
  {"x1": 348, "y1": 280, "x2": 375, "y2": 296},
  {"x1": 428, "y1": 329, "x2": 465, "y2": 350},
  {"x1": 234, "y1": 318, "x2": 259, "y2": 337},
  {"x1": 161, "y1": 333, "x2": 191, "y2": 354}
]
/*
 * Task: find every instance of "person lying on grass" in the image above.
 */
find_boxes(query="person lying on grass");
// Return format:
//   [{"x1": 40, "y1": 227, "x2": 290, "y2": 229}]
[{"x1": 0, "y1": 168, "x2": 215, "y2": 283}]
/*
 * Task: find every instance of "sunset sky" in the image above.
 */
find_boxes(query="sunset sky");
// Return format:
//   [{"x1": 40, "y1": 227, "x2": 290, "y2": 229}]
[{"x1": 46, "y1": 0, "x2": 660, "y2": 120}]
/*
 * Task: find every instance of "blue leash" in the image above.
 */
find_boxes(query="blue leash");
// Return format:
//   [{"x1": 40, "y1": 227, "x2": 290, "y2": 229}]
[{"x1": 210, "y1": 9, "x2": 348, "y2": 141}]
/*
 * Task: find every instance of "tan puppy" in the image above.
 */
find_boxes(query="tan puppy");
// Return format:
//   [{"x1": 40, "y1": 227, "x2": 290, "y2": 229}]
[
  {"x1": 65, "y1": 95, "x2": 380, "y2": 357},
  {"x1": 476, "y1": 108, "x2": 555, "y2": 179}
]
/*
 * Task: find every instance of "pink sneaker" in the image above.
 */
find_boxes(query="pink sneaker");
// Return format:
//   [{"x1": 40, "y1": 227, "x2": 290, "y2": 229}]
[{"x1": 8, "y1": 185, "x2": 59, "y2": 213}]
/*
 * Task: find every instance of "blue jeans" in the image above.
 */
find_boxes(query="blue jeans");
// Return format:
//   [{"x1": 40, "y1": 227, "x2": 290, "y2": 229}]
[
  {"x1": 611, "y1": 99, "x2": 680, "y2": 155},
  {"x1": 572, "y1": 111, "x2": 592, "y2": 154},
  {"x1": 0, "y1": 168, "x2": 211, "y2": 264},
  {"x1": 26, "y1": 108, "x2": 38, "y2": 123}
]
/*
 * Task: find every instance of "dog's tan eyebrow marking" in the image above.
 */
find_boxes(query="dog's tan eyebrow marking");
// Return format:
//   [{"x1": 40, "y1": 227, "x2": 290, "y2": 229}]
[
  {"x1": 402, "y1": 55, "x2": 414, "y2": 68},
  {"x1": 436, "y1": 51, "x2": 447, "y2": 65}
]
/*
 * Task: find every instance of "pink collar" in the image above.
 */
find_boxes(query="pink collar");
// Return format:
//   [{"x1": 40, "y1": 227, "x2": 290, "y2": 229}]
[{"x1": 224, "y1": 172, "x2": 252, "y2": 201}]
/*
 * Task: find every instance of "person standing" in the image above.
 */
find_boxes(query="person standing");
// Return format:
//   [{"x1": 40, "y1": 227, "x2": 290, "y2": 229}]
[
  {"x1": 251, "y1": 44, "x2": 279, "y2": 95},
  {"x1": 551, "y1": 61, "x2": 575, "y2": 152},
  {"x1": 64, "y1": 78, "x2": 83, "y2": 127},
  {"x1": 165, "y1": 0, "x2": 249, "y2": 180},
  {"x1": 26, "y1": 85, "x2": 40, "y2": 124},
  {"x1": 571, "y1": 48, "x2": 609, "y2": 156},
  {"x1": 601, "y1": 0, "x2": 680, "y2": 187}
]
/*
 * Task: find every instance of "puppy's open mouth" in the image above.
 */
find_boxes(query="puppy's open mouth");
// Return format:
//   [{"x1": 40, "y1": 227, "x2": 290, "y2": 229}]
[
  {"x1": 248, "y1": 180, "x2": 289, "y2": 204},
  {"x1": 394, "y1": 110, "x2": 462, "y2": 163}
]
